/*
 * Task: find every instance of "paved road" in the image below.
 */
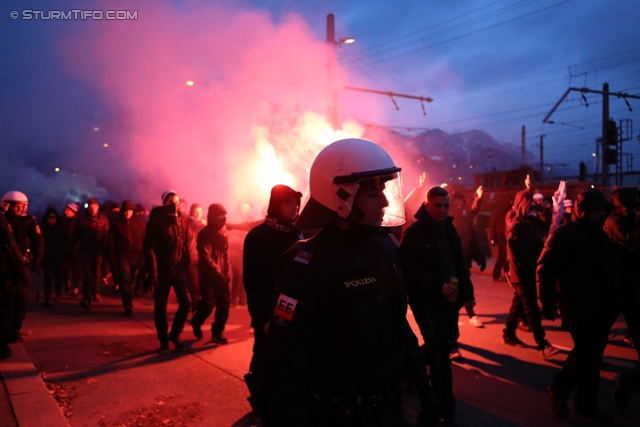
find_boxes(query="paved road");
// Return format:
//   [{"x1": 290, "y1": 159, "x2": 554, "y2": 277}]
[{"x1": 6, "y1": 266, "x2": 640, "y2": 426}]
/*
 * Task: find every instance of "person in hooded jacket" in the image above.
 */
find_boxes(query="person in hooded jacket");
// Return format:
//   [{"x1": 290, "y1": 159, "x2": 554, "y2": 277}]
[
  {"x1": 74, "y1": 198, "x2": 109, "y2": 309},
  {"x1": 400, "y1": 185, "x2": 475, "y2": 423},
  {"x1": 537, "y1": 189, "x2": 616, "y2": 423},
  {"x1": 243, "y1": 184, "x2": 304, "y2": 373},
  {"x1": 145, "y1": 191, "x2": 193, "y2": 353},
  {"x1": 502, "y1": 189, "x2": 558, "y2": 358},
  {"x1": 108, "y1": 200, "x2": 145, "y2": 316},
  {"x1": 41, "y1": 207, "x2": 66, "y2": 307},
  {"x1": 191, "y1": 204, "x2": 232, "y2": 344},
  {"x1": 604, "y1": 188, "x2": 640, "y2": 413}
]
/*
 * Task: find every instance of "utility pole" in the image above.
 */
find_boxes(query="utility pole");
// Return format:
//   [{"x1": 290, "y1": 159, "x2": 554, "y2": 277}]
[
  {"x1": 542, "y1": 84, "x2": 640, "y2": 186},
  {"x1": 602, "y1": 83, "x2": 610, "y2": 186},
  {"x1": 539, "y1": 134, "x2": 545, "y2": 182},
  {"x1": 521, "y1": 125, "x2": 526, "y2": 167},
  {"x1": 326, "y1": 14, "x2": 338, "y2": 130}
]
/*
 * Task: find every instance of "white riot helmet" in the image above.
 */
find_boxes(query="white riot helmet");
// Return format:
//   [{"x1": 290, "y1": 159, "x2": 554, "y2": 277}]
[
  {"x1": 295, "y1": 138, "x2": 405, "y2": 229},
  {"x1": 2, "y1": 191, "x2": 28, "y2": 215}
]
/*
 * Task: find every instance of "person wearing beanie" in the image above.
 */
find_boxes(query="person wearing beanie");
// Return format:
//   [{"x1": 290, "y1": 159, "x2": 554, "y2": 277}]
[
  {"x1": 502, "y1": 189, "x2": 559, "y2": 358},
  {"x1": 144, "y1": 191, "x2": 193, "y2": 353},
  {"x1": 108, "y1": 200, "x2": 145, "y2": 316},
  {"x1": 74, "y1": 198, "x2": 109, "y2": 309},
  {"x1": 243, "y1": 185, "x2": 304, "y2": 374},
  {"x1": 538, "y1": 189, "x2": 615, "y2": 423},
  {"x1": 191, "y1": 204, "x2": 231, "y2": 344}
]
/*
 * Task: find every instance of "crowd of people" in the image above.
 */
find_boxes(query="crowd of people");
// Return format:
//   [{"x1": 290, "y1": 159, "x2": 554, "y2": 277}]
[{"x1": 1, "y1": 137, "x2": 639, "y2": 426}]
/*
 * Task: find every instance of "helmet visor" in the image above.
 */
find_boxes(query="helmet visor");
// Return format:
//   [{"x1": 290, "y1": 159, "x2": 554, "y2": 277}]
[{"x1": 380, "y1": 172, "x2": 405, "y2": 227}]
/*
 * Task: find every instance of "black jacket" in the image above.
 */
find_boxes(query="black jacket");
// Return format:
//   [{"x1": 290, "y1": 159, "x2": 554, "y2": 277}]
[
  {"x1": 6, "y1": 212, "x2": 44, "y2": 269},
  {"x1": 537, "y1": 190, "x2": 615, "y2": 315},
  {"x1": 0, "y1": 211, "x2": 26, "y2": 281},
  {"x1": 108, "y1": 213, "x2": 146, "y2": 261},
  {"x1": 400, "y1": 204, "x2": 474, "y2": 308},
  {"x1": 74, "y1": 210, "x2": 109, "y2": 256},
  {"x1": 243, "y1": 221, "x2": 301, "y2": 328},
  {"x1": 40, "y1": 207, "x2": 66, "y2": 267},
  {"x1": 144, "y1": 206, "x2": 192, "y2": 277},
  {"x1": 506, "y1": 190, "x2": 545, "y2": 285},
  {"x1": 257, "y1": 222, "x2": 429, "y2": 426},
  {"x1": 197, "y1": 225, "x2": 230, "y2": 286}
]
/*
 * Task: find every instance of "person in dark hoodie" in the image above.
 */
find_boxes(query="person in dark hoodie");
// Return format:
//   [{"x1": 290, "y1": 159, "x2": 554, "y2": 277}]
[
  {"x1": 144, "y1": 191, "x2": 193, "y2": 353},
  {"x1": 604, "y1": 187, "x2": 640, "y2": 413},
  {"x1": 108, "y1": 200, "x2": 145, "y2": 316},
  {"x1": 537, "y1": 189, "x2": 615, "y2": 423},
  {"x1": 191, "y1": 204, "x2": 231, "y2": 344},
  {"x1": 243, "y1": 184, "x2": 303, "y2": 374},
  {"x1": 400, "y1": 185, "x2": 475, "y2": 424},
  {"x1": 41, "y1": 207, "x2": 66, "y2": 307},
  {"x1": 61, "y1": 203, "x2": 82, "y2": 296},
  {"x1": 74, "y1": 198, "x2": 110, "y2": 309},
  {"x1": 502, "y1": 189, "x2": 558, "y2": 359}
]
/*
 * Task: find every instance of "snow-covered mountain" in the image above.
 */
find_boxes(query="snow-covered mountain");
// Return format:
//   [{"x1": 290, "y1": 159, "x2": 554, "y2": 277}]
[{"x1": 363, "y1": 126, "x2": 536, "y2": 188}]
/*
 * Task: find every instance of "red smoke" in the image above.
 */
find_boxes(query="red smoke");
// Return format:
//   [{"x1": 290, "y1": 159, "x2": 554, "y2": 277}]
[{"x1": 59, "y1": 1, "x2": 385, "y2": 219}]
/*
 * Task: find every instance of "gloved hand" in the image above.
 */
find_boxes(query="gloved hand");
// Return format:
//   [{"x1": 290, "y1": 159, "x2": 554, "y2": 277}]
[
  {"x1": 479, "y1": 261, "x2": 486, "y2": 272},
  {"x1": 541, "y1": 305, "x2": 558, "y2": 321}
]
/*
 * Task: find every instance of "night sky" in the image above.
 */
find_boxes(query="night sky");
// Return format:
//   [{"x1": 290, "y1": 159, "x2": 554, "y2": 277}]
[{"x1": 1, "y1": 0, "x2": 639, "y2": 213}]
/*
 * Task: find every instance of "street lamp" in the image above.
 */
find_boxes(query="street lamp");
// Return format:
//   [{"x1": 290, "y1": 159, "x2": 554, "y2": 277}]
[{"x1": 326, "y1": 14, "x2": 354, "y2": 130}]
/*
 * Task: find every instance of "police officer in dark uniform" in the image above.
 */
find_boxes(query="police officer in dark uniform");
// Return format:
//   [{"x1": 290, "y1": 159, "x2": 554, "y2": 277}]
[
  {"x1": 0, "y1": 207, "x2": 27, "y2": 359},
  {"x1": 2, "y1": 191, "x2": 43, "y2": 342},
  {"x1": 256, "y1": 138, "x2": 439, "y2": 427}
]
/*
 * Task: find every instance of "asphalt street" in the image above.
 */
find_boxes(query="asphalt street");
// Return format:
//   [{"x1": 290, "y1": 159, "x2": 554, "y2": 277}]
[{"x1": 3, "y1": 261, "x2": 640, "y2": 427}]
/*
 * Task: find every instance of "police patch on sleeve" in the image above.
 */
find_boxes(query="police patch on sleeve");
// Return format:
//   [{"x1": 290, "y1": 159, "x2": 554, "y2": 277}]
[
  {"x1": 274, "y1": 293, "x2": 298, "y2": 326},
  {"x1": 293, "y1": 250, "x2": 313, "y2": 265}
]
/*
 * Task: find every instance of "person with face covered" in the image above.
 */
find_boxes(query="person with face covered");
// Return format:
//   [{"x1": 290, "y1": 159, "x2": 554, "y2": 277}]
[
  {"x1": 108, "y1": 200, "x2": 145, "y2": 316},
  {"x1": 243, "y1": 184, "x2": 303, "y2": 374},
  {"x1": 191, "y1": 204, "x2": 231, "y2": 344},
  {"x1": 256, "y1": 139, "x2": 439, "y2": 427},
  {"x1": 502, "y1": 189, "x2": 558, "y2": 358},
  {"x1": 537, "y1": 189, "x2": 616, "y2": 423},
  {"x1": 145, "y1": 191, "x2": 194, "y2": 353}
]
